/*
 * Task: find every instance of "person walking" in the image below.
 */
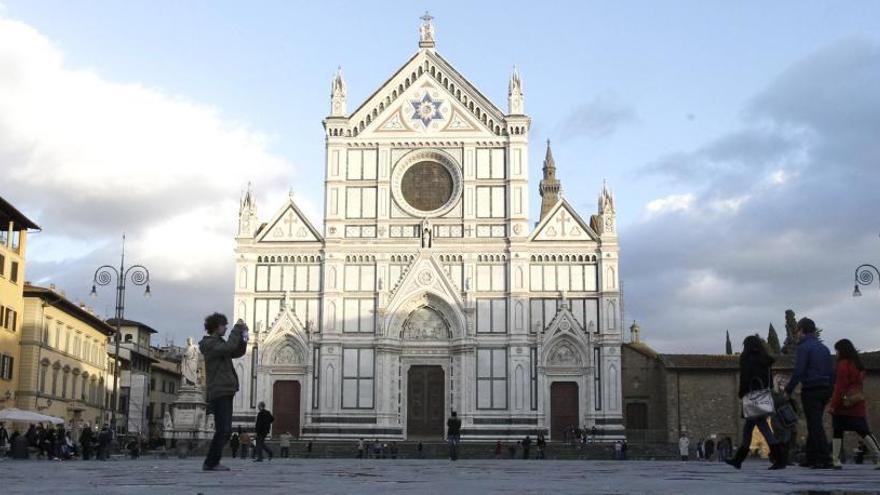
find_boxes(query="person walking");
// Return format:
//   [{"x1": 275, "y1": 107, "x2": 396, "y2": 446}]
[
  {"x1": 536, "y1": 434, "x2": 546, "y2": 460},
  {"x1": 495, "y1": 440, "x2": 502, "y2": 459},
  {"x1": 229, "y1": 431, "x2": 240, "y2": 458},
  {"x1": 254, "y1": 401, "x2": 274, "y2": 462},
  {"x1": 280, "y1": 432, "x2": 292, "y2": 458},
  {"x1": 356, "y1": 438, "x2": 364, "y2": 459},
  {"x1": 704, "y1": 437, "x2": 715, "y2": 461},
  {"x1": 829, "y1": 339, "x2": 880, "y2": 469},
  {"x1": 726, "y1": 335, "x2": 785, "y2": 470},
  {"x1": 417, "y1": 440, "x2": 424, "y2": 459},
  {"x1": 447, "y1": 411, "x2": 462, "y2": 461},
  {"x1": 521, "y1": 435, "x2": 531, "y2": 460},
  {"x1": 784, "y1": 318, "x2": 834, "y2": 469},
  {"x1": 678, "y1": 433, "x2": 689, "y2": 461},
  {"x1": 79, "y1": 425, "x2": 93, "y2": 460},
  {"x1": 199, "y1": 313, "x2": 248, "y2": 471}
]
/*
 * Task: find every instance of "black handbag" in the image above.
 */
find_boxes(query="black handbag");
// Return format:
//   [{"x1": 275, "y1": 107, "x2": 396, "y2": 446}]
[{"x1": 776, "y1": 400, "x2": 798, "y2": 428}]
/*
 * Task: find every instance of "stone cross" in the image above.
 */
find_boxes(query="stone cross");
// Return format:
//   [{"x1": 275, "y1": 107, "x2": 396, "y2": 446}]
[{"x1": 556, "y1": 210, "x2": 571, "y2": 234}]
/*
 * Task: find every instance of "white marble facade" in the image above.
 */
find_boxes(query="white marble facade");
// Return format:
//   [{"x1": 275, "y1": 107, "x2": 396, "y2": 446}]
[{"x1": 232, "y1": 17, "x2": 623, "y2": 441}]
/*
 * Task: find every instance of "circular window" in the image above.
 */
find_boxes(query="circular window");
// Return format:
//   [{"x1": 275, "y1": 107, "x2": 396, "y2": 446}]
[
  {"x1": 391, "y1": 149, "x2": 462, "y2": 218},
  {"x1": 401, "y1": 161, "x2": 453, "y2": 212}
]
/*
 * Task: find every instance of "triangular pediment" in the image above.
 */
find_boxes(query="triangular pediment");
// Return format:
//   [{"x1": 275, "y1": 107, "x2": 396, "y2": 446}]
[
  {"x1": 541, "y1": 304, "x2": 591, "y2": 368},
  {"x1": 348, "y1": 50, "x2": 506, "y2": 138},
  {"x1": 260, "y1": 305, "x2": 309, "y2": 366},
  {"x1": 256, "y1": 197, "x2": 323, "y2": 243},
  {"x1": 385, "y1": 252, "x2": 464, "y2": 311},
  {"x1": 530, "y1": 200, "x2": 598, "y2": 242}
]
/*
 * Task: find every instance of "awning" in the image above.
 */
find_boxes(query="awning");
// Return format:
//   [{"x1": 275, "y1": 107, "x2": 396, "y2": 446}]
[{"x1": 0, "y1": 407, "x2": 65, "y2": 425}]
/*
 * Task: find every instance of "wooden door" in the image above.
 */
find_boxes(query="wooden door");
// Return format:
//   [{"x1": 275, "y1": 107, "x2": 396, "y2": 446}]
[
  {"x1": 407, "y1": 366, "x2": 445, "y2": 438},
  {"x1": 272, "y1": 380, "x2": 301, "y2": 438},
  {"x1": 550, "y1": 382, "x2": 579, "y2": 441}
]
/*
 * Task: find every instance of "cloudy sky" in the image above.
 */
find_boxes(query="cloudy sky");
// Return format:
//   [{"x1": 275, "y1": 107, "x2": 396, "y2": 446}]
[{"x1": 2, "y1": 1, "x2": 878, "y2": 352}]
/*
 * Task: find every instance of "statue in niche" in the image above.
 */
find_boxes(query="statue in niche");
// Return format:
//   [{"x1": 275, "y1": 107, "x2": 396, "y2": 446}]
[
  {"x1": 548, "y1": 343, "x2": 580, "y2": 365},
  {"x1": 421, "y1": 219, "x2": 432, "y2": 248},
  {"x1": 402, "y1": 306, "x2": 448, "y2": 340}
]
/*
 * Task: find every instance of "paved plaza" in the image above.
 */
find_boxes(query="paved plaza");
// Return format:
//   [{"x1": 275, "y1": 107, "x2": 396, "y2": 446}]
[{"x1": 1, "y1": 458, "x2": 879, "y2": 494}]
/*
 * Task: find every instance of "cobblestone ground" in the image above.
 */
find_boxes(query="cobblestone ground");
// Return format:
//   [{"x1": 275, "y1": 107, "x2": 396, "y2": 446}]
[{"x1": 1, "y1": 458, "x2": 879, "y2": 494}]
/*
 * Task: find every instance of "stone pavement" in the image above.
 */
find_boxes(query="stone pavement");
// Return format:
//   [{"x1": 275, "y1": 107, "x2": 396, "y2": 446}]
[{"x1": 1, "y1": 458, "x2": 879, "y2": 494}]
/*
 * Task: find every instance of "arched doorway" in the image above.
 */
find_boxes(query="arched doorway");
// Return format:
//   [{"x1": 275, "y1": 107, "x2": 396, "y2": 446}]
[
  {"x1": 550, "y1": 382, "x2": 579, "y2": 441},
  {"x1": 407, "y1": 365, "x2": 445, "y2": 438},
  {"x1": 272, "y1": 380, "x2": 301, "y2": 438}
]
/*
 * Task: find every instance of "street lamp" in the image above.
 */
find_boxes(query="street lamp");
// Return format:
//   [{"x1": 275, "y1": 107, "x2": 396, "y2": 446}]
[
  {"x1": 853, "y1": 264, "x2": 879, "y2": 297},
  {"x1": 90, "y1": 234, "x2": 151, "y2": 431}
]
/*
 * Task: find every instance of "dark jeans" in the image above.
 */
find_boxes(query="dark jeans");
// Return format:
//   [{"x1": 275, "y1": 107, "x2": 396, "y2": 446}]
[
  {"x1": 801, "y1": 386, "x2": 832, "y2": 465},
  {"x1": 204, "y1": 395, "x2": 233, "y2": 468},
  {"x1": 742, "y1": 416, "x2": 777, "y2": 448},
  {"x1": 256, "y1": 434, "x2": 273, "y2": 460},
  {"x1": 447, "y1": 435, "x2": 460, "y2": 460}
]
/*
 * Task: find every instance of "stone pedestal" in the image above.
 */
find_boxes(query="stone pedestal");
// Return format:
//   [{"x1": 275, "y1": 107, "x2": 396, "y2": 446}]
[{"x1": 162, "y1": 385, "x2": 214, "y2": 456}]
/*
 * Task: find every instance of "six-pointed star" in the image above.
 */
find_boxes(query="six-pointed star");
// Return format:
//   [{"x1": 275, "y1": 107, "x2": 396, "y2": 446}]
[{"x1": 411, "y1": 93, "x2": 444, "y2": 126}]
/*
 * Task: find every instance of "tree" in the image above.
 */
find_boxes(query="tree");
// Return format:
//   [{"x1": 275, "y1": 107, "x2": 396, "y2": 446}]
[
  {"x1": 725, "y1": 331, "x2": 733, "y2": 355},
  {"x1": 767, "y1": 323, "x2": 781, "y2": 354},
  {"x1": 782, "y1": 309, "x2": 798, "y2": 354}
]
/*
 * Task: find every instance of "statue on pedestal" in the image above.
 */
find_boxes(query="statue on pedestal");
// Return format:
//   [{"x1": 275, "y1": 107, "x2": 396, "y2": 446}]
[{"x1": 182, "y1": 337, "x2": 201, "y2": 387}]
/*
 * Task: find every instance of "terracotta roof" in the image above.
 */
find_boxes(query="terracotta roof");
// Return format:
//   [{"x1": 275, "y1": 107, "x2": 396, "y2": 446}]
[
  {"x1": 106, "y1": 318, "x2": 158, "y2": 334},
  {"x1": 24, "y1": 284, "x2": 114, "y2": 336}
]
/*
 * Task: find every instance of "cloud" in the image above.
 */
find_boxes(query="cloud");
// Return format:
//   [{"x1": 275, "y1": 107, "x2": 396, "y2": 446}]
[
  {"x1": 558, "y1": 91, "x2": 636, "y2": 141},
  {"x1": 625, "y1": 38, "x2": 880, "y2": 353},
  {"x1": 0, "y1": 14, "x2": 296, "y2": 342}
]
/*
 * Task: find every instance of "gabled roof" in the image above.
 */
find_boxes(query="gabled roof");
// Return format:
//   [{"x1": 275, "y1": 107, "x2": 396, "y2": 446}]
[
  {"x1": 106, "y1": 318, "x2": 159, "y2": 334},
  {"x1": 255, "y1": 195, "x2": 323, "y2": 243},
  {"x1": 529, "y1": 199, "x2": 598, "y2": 242},
  {"x1": 345, "y1": 48, "x2": 508, "y2": 137}
]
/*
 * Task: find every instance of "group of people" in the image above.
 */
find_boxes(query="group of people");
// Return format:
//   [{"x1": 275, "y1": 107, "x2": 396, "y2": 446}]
[
  {"x1": 727, "y1": 317, "x2": 880, "y2": 470},
  {"x1": 0, "y1": 422, "x2": 115, "y2": 461}
]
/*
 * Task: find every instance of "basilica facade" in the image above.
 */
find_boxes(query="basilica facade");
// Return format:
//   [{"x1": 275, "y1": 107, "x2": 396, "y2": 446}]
[{"x1": 232, "y1": 17, "x2": 624, "y2": 441}]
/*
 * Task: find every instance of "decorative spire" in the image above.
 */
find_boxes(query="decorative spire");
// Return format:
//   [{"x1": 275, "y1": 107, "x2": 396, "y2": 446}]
[
  {"x1": 725, "y1": 331, "x2": 733, "y2": 355},
  {"x1": 508, "y1": 65, "x2": 524, "y2": 114},
  {"x1": 599, "y1": 178, "x2": 615, "y2": 215},
  {"x1": 630, "y1": 320, "x2": 641, "y2": 344},
  {"x1": 330, "y1": 66, "x2": 347, "y2": 117},
  {"x1": 419, "y1": 11, "x2": 436, "y2": 48},
  {"x1": 539, "y1": 139, "x2": 561, "y2": 220},
  {"x1": 238, "y1": 181, "x2": 258, "y2": 238}
]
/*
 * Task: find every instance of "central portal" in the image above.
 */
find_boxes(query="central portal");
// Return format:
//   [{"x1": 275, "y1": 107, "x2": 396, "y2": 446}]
[{"x1": 407, "y1": 365, "x2": 445, "y2": 438}]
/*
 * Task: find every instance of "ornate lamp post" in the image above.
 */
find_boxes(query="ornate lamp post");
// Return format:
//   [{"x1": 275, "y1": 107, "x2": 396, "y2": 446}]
[
  {"x1": 853, "y1": 264, "x2": 880, "y2": 297},
  {"x1": 90, "y1": 235, "x2": 151, "y2": 430}
]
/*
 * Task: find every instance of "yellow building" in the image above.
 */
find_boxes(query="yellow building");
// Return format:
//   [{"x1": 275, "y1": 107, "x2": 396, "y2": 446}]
[
  {"x1": 16, "y1": 284, "x2": 114, "y2": 434},
  {"x1": 0, "y1": 196, "x2": 39, "y2": 407}
]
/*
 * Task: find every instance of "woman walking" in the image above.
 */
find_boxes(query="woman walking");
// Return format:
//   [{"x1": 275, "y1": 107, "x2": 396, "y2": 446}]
[
  {"x1": 829, "y1": 339, "x2": 880, "y2": 469},
  {"x1": 727, "y1": 335, "x2": 786, "y2": 470}
]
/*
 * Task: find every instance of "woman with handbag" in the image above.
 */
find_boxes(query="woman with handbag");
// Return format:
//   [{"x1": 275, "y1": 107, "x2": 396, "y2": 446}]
[
  {"x1": 829, "y1": 339, "x2": 880, "y2": 469},
  {"x1": 726, "y1": 335, "x2": 786, "y2": 470}
]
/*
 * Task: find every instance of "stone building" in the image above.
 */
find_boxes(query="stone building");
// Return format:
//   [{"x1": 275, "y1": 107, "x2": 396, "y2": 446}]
[
  {"x1": 149, "y1": 345, "x2": 183, "y2": 440},
  {"x1": 231, "y1": 16, "x2": 624, "y2": 441},
  {"x1": 106, "y1": 318, "x2": 157, "y2": 436},
  {"x1": 622, "y1": 326, "x2": 880, "y2": 449},
  {"x1": 0, "y1": 195, "x2": 39, "y2": 407},
  {"x1": 16, "y1": 284, "x2": 113, "y2": 435}
]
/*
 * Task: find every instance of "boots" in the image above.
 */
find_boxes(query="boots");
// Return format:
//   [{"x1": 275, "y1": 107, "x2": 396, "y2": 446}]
[
  {"x1": 768, "y1": 443, "x2": 787, "y2": 470},
  {"x1": 725, "y1": 446, "x2": 749, "y2": 470},
  {"x1": 831, "y1": 438, "x2": 843, "y2": 470},
  {"x1": 863, "y1": 433, "x2": 880, "y2": 470}
]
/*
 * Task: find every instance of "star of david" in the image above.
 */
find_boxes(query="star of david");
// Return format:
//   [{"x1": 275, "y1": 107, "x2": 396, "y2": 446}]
[{"x1": 410, "y1": 92, "x2": 444, "y2": 127}]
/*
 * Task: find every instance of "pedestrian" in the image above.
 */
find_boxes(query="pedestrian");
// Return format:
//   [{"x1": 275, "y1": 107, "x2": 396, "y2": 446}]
[
  {"x1": 621, "y1": 440, "x2": 628, "y2": 460},
  {"x1": 705, "y1": 437, "x2": 715, "y2": 461},
  {"x1": 199, "y1": 313, "x2": 249, "y2": 471},
  {"x1": 280, "y1": 432, "x2": 292, "y2": 458},
  {"x1": 447, "y1": 411, "x2": 462, "y2": 461},
  {"x1": 417, "y1": 440, "x2": 424, "y2": 459},
  {"x1": 229, "y1": 431, "x2": 240, "y2": 458},
  {"x1": 356, "y1": 438, "x2": 364, "y2": 459},
  {"x1": 590, "y1": 426, "x2": 598, "y2": 443},
  {"x1": 829, "y1": 339, "x2": 880, "y2": 469},
  {"x1": 239, "y1": 431, "x2": 251, "y2": 459},
  {"x1": 726, "y1": 335, "x2": 785, "y2": 470},
  {"x1": 614, "y1": 440, "x2": 623, "y2": 460},
  {"x1": 97, "y1": 424, "x2": 112, "y2": 461},
  {"x1": 495, "y1": 440, "x2": 502, "y2": 459},
  {"x1": 254, "y1": 401, "x2": 274, "y2": 462},
  {"x1": 696, "y1": 438, "x2": 704, "y2": 460},
  {"x1": 79, "y1": 425, "x2": 94, "y2": 460},
  {"x1": 521, "y1": 435, "x2": 531, "y2": 459},
  {"x1": 784, "y1": 317, "x2": 834, "y2": 469},
  {"x1": 536, "y1": 434, "x2": 546, "y2": 460},
  {"x1": 678, "y1": 433, "x2": 689, "y2": 461},
  {"x1": 0, "y1": 422, "x2": 8, "y2": 458},
  {"x1": 307, "y1": 440, "x2": 314, "y2": 459},
  {"x1": 508, "y1": 442, "x2": 517, "y2": 459}
]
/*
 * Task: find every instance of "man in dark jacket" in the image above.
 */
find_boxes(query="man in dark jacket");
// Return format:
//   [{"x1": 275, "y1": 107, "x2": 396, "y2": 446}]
[
  {"x1": 446, "y1": 411, "x2": 461, "y2": 460},
  {"x1": 784, "y1": 317, "x2": 834, "y2": 469},
  {"x1": 254, "y1": 401, "x2": 274, "y2": 462},
  {"x1": 200, "y1": 313, "x2": 248, "y2": 471}
]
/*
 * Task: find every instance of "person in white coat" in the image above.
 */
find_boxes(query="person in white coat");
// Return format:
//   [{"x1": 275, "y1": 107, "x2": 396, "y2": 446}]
[{"x1": 679, "y1": 434, "x2": 690, "y2": 461}]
